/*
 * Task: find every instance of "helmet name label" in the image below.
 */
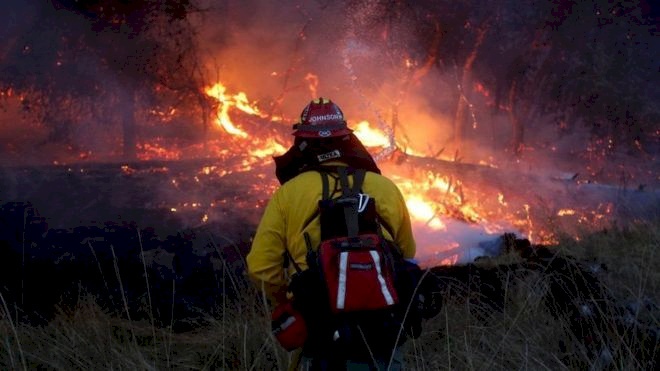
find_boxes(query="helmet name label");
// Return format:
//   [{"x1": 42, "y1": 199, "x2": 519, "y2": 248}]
[
  {"x1": 307, "y1": 113, "x2": 343, "y2": 123},
  {"x1": 317, "y1": 150, "x2": 341, "y2": 162}
]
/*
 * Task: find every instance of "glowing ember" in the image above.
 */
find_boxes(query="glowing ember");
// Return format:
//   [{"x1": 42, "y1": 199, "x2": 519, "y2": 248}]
[
  {"x1": 137, "y1": 142, "x2": 182, "y2": 161},
  {"x1": 557, "y1": 208, "x2": 576, "y2": 216},
  {"x1": 121, "y1": 165, "x2": 136, "y2": 175}
]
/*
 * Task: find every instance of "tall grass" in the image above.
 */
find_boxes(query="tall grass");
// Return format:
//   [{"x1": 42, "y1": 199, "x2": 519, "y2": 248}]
[{"x1": 1, "y1": 221, "x2": 657, "y2": 370}]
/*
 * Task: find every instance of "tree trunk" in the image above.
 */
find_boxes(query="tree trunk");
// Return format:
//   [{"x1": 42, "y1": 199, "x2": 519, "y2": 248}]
[
  {"x1": 453, "y1": 21, "x2": 490, "y2": 151},
  {"x1": 121, "y1": 90, "x2": 137, "y2": 161},
  {"x1": 508, "y1": 81, "x2": 525, "y2": 157}
]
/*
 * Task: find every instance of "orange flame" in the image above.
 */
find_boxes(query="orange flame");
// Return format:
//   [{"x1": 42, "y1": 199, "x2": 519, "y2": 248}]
[
  {"x1": 406, "y1": 196, "x2": 446, "y2": 229},
  {"x1": 139, "y1": 79, "x2": 621, "y2": 258},
  {"x1": 305, "y1": 73, "x2": 319, "y2": 98},
  {"x1": 250, "y1": 138, "x2": 286, "y2": 159},
  {"x1": 557, "y1": 208, "x2": 576, "y2": 216},
  {"x1": 353, "y1": 120, "x2": 390, "y2": 148},
  {"x1": 205, "y1": 82, "x2": 268, "y2": 138}
]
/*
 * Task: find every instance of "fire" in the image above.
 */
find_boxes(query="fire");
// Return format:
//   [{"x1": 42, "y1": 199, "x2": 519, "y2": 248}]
[
  {"x1": 353, "y1": 120, "x2": 390, "y2": 148},
  {"x1": 137, "y1": 141, "x2": 182, "y2": 161},
  {"x1": 205, "y1": 82, "x2": 268, "y2": 138},
  {"x1": 203, "y1": 82, "x2": 287, "y2": 162},
  {"x1": 250, "y1": 138, "x2": 286, "y2": 159},
  {"x1": 200, "y1": 83, "x2": 536, "y2": 254},
  {"x1": 405, "y1": 196, "x2": 446, "y2": 229},
  {"x1": 126, "y1": 79, "x2": 626, "y2": 265},
  {"x1": 200, "y1": 82, "x2": 491, "y2": 248},
  {"x1": 233, "y1": 92, "x2": 266, "y2": 117},
  {"x1": 393, "y1": 170, "x2": 485, "y2": 239},
  {"x1": 498, "y1": 193, "x2": 507, "y2": 206},
  {"x1": 305, "y1": 73, "x2": 319, "y2": 97}
]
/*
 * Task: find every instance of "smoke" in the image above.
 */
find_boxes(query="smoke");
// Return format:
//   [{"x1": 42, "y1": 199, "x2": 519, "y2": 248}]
[
  {"x1": 412, "y1": 218, "x2": 510, "y2": 266},
  {"x1": 0, "y1": 1, "x2": 657, "y2": 264},
  {"x1": 195, "y1": 1, "x2": 450, "y2": 127},
  {"x1": 193, "y1": 1, "x2": 537, "y2": 164},
  {"x1": 1, "y1": 0, "x2": 656, "y2": 178},
  {"x1": 195, "y1": 1, "x2": 345, "y2": 114}
]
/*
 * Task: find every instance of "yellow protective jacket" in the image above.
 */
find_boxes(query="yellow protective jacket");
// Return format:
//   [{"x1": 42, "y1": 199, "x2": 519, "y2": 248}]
[{"x1": 246, "y1": 165, "x2": 416, "y2": 306}]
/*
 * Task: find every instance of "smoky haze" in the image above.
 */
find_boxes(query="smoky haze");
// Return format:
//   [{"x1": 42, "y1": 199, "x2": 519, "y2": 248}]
[
  {"x1": 0, "y1": 1, "x2": 657, "y2": 256},
  {"x1": 1, "y1": 1, "x2": 656, "y2": 176},
  {"x1": 194, "y1": 2, "x2": 500, "y2": 157},
  {"x1": 193, "y1": 1, "x2": 657, "y2": 185}
]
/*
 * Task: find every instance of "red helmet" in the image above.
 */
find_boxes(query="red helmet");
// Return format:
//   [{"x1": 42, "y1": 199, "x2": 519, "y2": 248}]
[{"x1": 292, "y1": 97, "x2": 353, "y2": 138}]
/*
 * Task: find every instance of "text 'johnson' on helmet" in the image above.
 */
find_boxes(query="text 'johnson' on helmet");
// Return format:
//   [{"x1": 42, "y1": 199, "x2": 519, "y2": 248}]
[{"x1": 292, "y1": 97, "x2": 353, "y2": 138}]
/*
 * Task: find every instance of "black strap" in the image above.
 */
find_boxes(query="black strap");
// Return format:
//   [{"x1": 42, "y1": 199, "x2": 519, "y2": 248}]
[
  {"x1": 303, "y1": 232, "x2": 313, "y2": 252},
  {"x1": 336, "y1": 167, "x2": 366, "y2": 239},
  {"x1": 283, "y1": 247, "x2": 303, "y2": 274},
  {"x1": 319, "y1": 167, "x2": 344, "y2": 200},
  {"x1": 321, "y1": 171, "x2": 330, "y2": 200},
  {"x1": 336, "y1": 167, "x2": 366, "y2": 196},
  {"x1": 352, "y1": 168, "x2": 366, "y2": 195},
  {"x1": 337, "y1": 167, "x2": 351, "y2": 196},
  {"x1": 298, "y1": 168, "x2": 342, "y2": 239}
]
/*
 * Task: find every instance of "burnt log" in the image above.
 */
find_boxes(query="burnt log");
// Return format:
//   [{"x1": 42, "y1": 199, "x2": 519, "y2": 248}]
[{"x1": 382, "y1": 148, "x2": 660, "y2": 226}]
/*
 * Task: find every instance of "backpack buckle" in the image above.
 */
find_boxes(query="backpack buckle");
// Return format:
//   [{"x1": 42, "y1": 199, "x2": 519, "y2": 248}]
[{"x1": 357, "y1": 193, "x2": 369, "y2": 213}]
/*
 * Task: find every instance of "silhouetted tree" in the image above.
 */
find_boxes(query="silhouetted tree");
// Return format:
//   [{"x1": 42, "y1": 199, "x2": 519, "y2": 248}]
[
  {"x1": 345, "y1": 0, "x2": 659, "y2": 157},
  {"x1": 0, "y1": 0, "x2": 206, "y2": 160}
]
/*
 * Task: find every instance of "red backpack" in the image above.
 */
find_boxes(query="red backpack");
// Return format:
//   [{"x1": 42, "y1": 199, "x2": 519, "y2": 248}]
[{"x1": 313, "y1": 167, "x2": 400, "y2": 313}]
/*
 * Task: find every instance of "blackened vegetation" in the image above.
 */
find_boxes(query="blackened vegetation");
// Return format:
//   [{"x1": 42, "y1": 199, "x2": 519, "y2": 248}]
[
  {"x1": 0, "y1": 157, "x2": 271, "y2": 332},
  {"x1": 0, "y1": 201, "x2": 253, "y2": 332},
  {"x1": 423, "y1": 234, "x2": 659, "y2": 369}
]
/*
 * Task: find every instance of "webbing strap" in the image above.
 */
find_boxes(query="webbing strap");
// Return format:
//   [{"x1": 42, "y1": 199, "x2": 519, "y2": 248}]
[
  {"x1": 283, "y1": 247, "x2": 302, "y2": 274},
  {"x1": 337, "y1": 167, "x2": 352, "y2": 196},
  {"x1": 321, "y1": 171, "x2": 330, "y2": 200},
  {"x1": 336, "y1": 167, "x2": 366, "y2": 239},
  {"x1": 336, "y1": 167, "x2": 366, "y2": 196},
  {"x1": 352, "y1": 169, "x2": 366, "y2": 196}
]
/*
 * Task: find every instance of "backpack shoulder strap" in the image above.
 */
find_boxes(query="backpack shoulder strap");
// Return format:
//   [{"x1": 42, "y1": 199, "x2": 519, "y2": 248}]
[
  {"x1": 316, "y1": 166, "x2": 343, "y2": 200},
  {"x1": 336, "y1": 167, "x2": 367, "y2": 239},
  {"x1": 351, "y1": 168, "x2": 366, "y2": 195},
  {"x1": 336, "y1": 167, "x2": 366, "y2": 196}
]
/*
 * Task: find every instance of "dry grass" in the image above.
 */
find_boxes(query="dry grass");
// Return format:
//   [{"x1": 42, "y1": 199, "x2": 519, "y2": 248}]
[
  {"x1": 0, "y1": 289, "x2": 290, "y2": 370},
  {"x1": 1, "y1": 220, "x2": 658, "y2": 370}
]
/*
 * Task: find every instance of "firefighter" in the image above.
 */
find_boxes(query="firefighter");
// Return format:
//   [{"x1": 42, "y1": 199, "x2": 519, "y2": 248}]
[{"x1": 247, "y1": 97, "x2": 417, "y2": 370}]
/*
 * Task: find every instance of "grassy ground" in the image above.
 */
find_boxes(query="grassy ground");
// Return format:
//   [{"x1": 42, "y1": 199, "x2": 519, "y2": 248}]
[{"x1": 1, "y1": 220, "x2": 658, "y2": 370}]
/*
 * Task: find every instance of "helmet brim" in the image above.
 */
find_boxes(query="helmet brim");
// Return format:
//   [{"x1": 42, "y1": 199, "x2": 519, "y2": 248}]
[{"x1": 292, "y1": 127, "x2": 353, "y2": 138}]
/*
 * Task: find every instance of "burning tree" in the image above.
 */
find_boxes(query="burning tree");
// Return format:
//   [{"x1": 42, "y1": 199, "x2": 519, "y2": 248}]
[{"x1": 347, "y1": 0, "x2": 659, "y2": 158}]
